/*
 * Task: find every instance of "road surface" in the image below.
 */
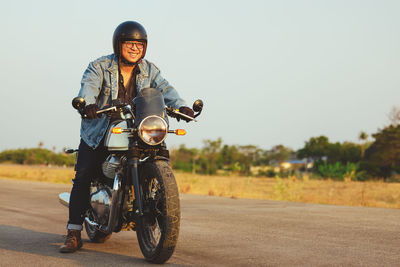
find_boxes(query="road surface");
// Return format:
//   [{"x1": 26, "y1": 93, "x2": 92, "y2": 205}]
[{"x1": 0, "y1": 178, "x2": 399, "y2": 266}]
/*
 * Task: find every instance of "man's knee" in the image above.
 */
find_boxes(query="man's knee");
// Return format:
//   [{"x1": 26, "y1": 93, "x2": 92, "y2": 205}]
[{"x1": 72, "y1": 168, "x2": 92, "y2": 189}]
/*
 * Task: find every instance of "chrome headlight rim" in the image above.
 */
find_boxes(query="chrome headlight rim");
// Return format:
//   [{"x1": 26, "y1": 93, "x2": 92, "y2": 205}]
[{"x1": 138, "y1": 115, "x2": 168, "y2": 146}]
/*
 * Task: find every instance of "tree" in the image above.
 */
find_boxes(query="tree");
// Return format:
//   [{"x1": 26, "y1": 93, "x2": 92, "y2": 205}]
[
  {"x1": 219, "y1": 144, "x2": 243, "y2": 172},
  {"x1": 170, "y1": 144, "x2": 199, "y2": 173},
  {"x1": 297, "y1": 136, "x2": 330, "y2": 161},
  {"x1": 388, "y1": 106, "x2": 400, "y2": 127},
  {"x1": 339, "y1": 142, "x2": 361, "y2": 163},
  {"x1": 358, "y1": 131, "x2": 368, "y2": 158},
  {"x1": 297, "y1": 136, "x2": 361, "y2": 169},
  {"x1": 263, "y1": 144, "x2": 292, "y2": 164},
  {"x1": 236, "y1": 145, "x2": 261, "y2": 175},
  {"x1": 361, "y1": 125, "x2": 400, "y2": 180},
  {"x1": 199, "y1": 138, "x2": 223, "y2": 175}
]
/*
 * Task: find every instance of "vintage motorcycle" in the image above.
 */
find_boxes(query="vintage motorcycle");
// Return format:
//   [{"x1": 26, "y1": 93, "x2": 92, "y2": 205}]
[{"x1": 59, "y1": 88, "x2": 203, "y2": 263}]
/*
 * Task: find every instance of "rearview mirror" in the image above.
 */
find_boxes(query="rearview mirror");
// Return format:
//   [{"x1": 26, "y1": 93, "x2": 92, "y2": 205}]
[
  {"x1": 193, "y1": 99, "x2": 203, "y2": 113},
  {"x1": 72, "y1": 97, "x2": 86, "y2": 111}
]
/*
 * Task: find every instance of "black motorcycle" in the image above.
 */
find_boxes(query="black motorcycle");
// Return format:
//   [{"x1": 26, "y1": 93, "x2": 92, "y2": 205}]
[{"x1": 59, "y1": 88, "x2": 203, "y2": 263}]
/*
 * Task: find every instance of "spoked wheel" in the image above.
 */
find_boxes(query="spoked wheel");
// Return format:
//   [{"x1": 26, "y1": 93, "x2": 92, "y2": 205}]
[
  {"x1": 84, "y1": 209, "x2": 112, "y2": 243},
  {"x1": 136, "y1": 160, "x2": 180, "y2": 264}
]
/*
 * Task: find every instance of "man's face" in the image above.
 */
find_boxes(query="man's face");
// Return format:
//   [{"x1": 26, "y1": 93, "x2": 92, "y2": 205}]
[{"x1": 121, "y1": 41, "x2": 145, "y2": 64}]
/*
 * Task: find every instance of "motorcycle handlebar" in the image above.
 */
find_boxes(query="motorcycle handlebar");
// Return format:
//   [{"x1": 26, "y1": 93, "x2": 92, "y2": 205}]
[
  {"x1": 82, "y1": 105, "x2": 196, "y2": 122},
  {"x1": 73, "y1": 96, "x2": 203, "y2": 122}
]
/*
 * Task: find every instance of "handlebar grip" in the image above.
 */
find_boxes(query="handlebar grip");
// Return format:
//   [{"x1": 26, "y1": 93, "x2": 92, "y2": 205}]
[{"x1": 79, "y1": 106, "x2": 118, "y2": 119}]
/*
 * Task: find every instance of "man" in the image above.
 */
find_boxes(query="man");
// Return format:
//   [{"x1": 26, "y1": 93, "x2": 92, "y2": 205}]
[{"x1": 59, "y1": 21, "x2": 194, "y2": 253}]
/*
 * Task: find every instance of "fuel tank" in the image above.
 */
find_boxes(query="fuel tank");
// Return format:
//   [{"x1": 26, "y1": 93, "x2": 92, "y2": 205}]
[{"x1": 104, "y1": 120, "x2": 129, "y2": 151}]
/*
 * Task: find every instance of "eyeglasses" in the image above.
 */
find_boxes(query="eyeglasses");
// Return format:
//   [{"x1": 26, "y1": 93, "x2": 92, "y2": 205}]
[{"x1": 123, "y1": 41, "x2": 145, "y2": 49}]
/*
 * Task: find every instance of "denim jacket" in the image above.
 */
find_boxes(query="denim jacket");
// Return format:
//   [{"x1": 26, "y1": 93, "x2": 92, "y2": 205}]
[{"x1": 77, "y1": 54, "x2": 186, "y2": 149}]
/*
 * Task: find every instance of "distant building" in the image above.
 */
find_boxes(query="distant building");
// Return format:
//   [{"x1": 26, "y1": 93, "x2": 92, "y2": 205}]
[{"x1": 280, "y1": 159, "x2": 313, "y2": 171}]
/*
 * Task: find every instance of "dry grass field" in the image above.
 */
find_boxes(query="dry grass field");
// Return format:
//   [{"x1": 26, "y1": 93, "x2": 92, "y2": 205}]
[{"x1": 1, "y1": 164, "x2": 399, "y2": 209}]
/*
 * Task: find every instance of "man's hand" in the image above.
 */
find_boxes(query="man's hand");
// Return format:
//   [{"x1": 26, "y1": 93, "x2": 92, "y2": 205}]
[
  {"x1": 84, "y1": 104, "x2": 99, "y2": 119},
  {"x1": 178, "y1": 106, "x2": 195, "y2": 122}
]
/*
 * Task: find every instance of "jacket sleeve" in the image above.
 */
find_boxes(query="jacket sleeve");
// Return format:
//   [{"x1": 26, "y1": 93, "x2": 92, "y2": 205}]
[
  {"x1": 150, "y1": 64, "x2": 187, "y2": 109},
  {"x1": 78, "y1": 62, "x2": 104, "y2": 105}
]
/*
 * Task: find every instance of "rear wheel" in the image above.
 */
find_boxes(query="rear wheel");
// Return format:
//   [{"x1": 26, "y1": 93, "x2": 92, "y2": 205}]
[{"x1": 136, "y1": 160, "x2": 180, "y2": 264}]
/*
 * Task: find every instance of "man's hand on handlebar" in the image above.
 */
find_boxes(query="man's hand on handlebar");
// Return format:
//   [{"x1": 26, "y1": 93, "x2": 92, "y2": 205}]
[
  {"x1": 84, "y1": 104, "x2": 100, "y2": 119},
  {"x1": 178, "y1": 106, "x2": 194, "y2": 122}
]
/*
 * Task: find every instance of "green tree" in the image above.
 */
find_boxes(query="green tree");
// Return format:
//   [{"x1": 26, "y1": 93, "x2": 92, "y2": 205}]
[
  {"x1": 297, "y1": 136, "x2": 361, "y2": 170},
  {"x1": 262, "y1": 144, "x2": 293, "y2": 164},
  {"x1": 219, "y1": 144, "x2": 242, "y2": 170},
  {"x1": 170, "y1": 144, "x2": 199, "y2": 172},
  {"x1": 361, "y1": 125, "x2": 400, "y2": 180},
  {"x1": 237, "y1": 145, "x2": 261, "y2": 175},
  {"x1": 338, "y1": 142, "x2": 362, "y2": 163},
  {"x1": 199, "y1": 138, "x2": 223, "y2": 175},
  {"x1": 297, "y1": 136, "x2": 330, "y2": 161}
]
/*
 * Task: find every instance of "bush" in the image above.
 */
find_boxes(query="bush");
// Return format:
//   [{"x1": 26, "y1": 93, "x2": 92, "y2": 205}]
[
  {"x1": 317, "y1": 162, "x2": 359, "y2": 181},
  {"x1": 265, "y1": 169, "x2": 276, "y2": 177},
  {"x1": 0, "y1": 148, "x2": 75, "y2": 166}
]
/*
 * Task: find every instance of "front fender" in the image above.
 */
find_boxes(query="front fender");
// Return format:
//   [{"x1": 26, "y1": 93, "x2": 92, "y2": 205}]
[{"x1": 139, "y1": 155, "x2": 170, "y2": 165}]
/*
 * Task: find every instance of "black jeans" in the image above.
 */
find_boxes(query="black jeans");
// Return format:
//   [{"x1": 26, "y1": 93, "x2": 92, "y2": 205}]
[{"x1": 68, "y1": 139, "x2": 108, "y2": 228}]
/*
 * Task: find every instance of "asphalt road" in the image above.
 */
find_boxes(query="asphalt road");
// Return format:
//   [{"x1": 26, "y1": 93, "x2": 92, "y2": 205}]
[{"x1": 0, "y1": 178, "x2": 399, "y2": 266}]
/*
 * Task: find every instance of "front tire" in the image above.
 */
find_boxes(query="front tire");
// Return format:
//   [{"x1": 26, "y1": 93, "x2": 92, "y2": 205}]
[{"x1": 136, "y1": 160, "x2": 180, "y2": 264}]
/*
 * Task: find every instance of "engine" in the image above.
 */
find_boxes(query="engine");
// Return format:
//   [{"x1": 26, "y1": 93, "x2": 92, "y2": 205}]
[
  {"x1": 90, "y1": 186, "x2": 112, "y2": 225},
  {"x1": 102, "y1": 155, "x2": 122, "y2": 179},
  {"x1": 89, "y1": 155, "x2": 122, "y2": 226}
]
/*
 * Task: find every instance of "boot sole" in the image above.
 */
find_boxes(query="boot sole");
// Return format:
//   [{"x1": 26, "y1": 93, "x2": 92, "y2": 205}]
[{"x1": 59, "y1": 241, "x2": 83, "y2": 253}]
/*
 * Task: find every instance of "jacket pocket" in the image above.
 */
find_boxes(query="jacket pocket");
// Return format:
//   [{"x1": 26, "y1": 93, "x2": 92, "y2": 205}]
[
  {"x1": 102, "y1": 87, "x2": 111, "y2": 95},
  {"x1": 97, "y1": 86, "x2": 111, "y2": 108},
  {"x1": 137, "y1": 75, "x2": 151, "y2": 90}
]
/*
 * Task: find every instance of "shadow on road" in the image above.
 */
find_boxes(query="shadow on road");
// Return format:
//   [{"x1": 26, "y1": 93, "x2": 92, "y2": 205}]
[{"x1": 0, "y1": 224, "x2": 187, "y2": 266}]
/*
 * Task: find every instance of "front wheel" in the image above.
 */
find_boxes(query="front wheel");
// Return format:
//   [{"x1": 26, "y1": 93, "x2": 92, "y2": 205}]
[{"x1": 136, "y1": 160, "x2": 180, "y2": 264}]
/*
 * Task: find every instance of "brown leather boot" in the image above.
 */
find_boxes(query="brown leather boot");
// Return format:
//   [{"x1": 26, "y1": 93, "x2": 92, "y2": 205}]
[{"x1": 59, "y1": 230, "x2": 83, "y2": 253}]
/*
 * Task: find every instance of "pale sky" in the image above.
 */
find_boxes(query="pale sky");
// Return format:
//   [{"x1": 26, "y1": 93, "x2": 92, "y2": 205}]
[{"x1": 0, "y1": 0, "x2": 399, "y2": 152}]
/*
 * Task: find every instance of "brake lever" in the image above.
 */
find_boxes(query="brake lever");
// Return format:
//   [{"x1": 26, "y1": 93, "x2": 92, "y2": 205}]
[
  {"x1": 166, "y1": 107, "x2": 197, "y2": 122},
  {"x1": 97, "y1": 106, "x2": 118, "y2": 114}
]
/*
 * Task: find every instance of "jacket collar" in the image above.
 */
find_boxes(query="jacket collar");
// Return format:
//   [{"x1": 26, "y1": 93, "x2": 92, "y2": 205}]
[
  {"x1": 137, "y1": 60, "x2": 149, "y2": 77},
  {"x1": 106, "y1": 54, "x2": 118, "y2": 74},
  {"x1": 106, "y1": 54, "x2": 148, "y2": 77}
]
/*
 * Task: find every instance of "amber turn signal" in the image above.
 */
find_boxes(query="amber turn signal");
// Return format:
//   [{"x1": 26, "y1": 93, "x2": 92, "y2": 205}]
[
  {"x1": 175, "y1": 129, "x2": 186, "y2": 136},
  {"x1": 111, "y1": 127, "x2": 122, "y2": 134}
]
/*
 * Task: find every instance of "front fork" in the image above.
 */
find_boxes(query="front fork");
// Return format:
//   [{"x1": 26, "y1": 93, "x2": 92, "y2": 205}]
[{"x1": 130, "y1": 157, "x2": 144, "y2": 216}]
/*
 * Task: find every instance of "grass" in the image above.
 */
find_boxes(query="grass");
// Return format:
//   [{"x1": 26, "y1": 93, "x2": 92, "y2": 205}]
[{"x1": 1, "y1": 164, "x2": 399, "y2": 209}]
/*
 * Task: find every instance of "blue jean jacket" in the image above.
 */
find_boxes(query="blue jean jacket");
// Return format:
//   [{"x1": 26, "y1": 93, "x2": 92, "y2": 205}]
[{"x1": 77, "y1": 54, "x2": 186, "y2": 148}]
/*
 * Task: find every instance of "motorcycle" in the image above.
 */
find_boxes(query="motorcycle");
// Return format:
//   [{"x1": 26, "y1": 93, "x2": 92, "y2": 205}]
[{"x1": 58, "y1": 88, "x2": 203, "y2": 263}]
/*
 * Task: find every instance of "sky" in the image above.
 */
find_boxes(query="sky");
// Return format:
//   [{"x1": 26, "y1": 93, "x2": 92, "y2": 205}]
[{"x1": 0, "y1": 0, "x2": 399, "y2": 152}]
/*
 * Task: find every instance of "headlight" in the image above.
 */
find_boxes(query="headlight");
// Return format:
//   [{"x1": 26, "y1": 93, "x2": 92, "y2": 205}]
[{"x1": 138, "y1": 115, "x2": 168, "y2": 145}]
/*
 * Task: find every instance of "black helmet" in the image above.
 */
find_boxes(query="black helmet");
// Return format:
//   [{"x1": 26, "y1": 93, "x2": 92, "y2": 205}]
[{"x1": 113, "y1": 21, "x2": 148, "y2": 61}]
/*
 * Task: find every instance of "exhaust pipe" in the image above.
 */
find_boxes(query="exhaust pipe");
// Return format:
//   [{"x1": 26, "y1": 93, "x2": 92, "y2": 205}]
[
  {"x1": 85, "y1": 217, "x2": 100, "y2": 228},
  {"x1": 59, "y1": 192, "x2": 70, "y2": 207}
]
